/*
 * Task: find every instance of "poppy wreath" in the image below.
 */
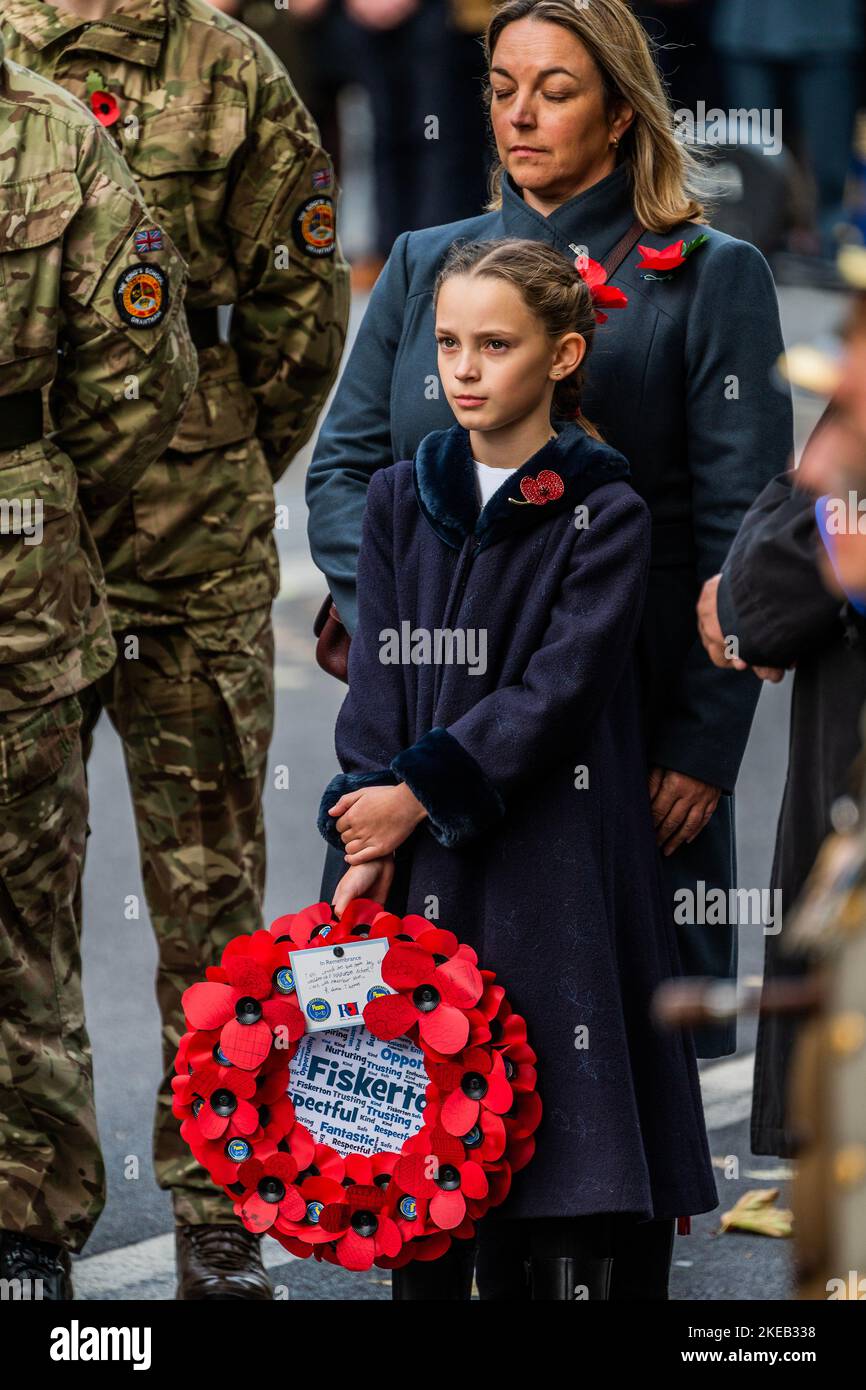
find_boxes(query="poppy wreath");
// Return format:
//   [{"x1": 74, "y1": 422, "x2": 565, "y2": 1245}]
[{"x1": 174, "y1": 898, "x2": 542, "y2": 1271}]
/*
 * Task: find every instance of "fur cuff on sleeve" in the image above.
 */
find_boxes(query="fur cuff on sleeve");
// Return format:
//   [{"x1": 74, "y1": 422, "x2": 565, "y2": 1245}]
[
  {"x1": 390, "y1": 726, "x2": 504, "y2": 848},
  {"x1": 318, "y1": 769, "x2": 399, "y2": 850}
]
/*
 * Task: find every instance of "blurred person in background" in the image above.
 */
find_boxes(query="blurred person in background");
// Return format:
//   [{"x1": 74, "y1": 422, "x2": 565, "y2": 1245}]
[
  {"x1": 347, "y1": 0, "x2": 494, "y2": 279},
  {"x1": 632, "y1": 0, "x2": 724, "y2": 112},
  {"x1": 697, "y1": 283, "x2": 866, "y2": 1161},
  {"x1": 710, "y1": 0, "x2": 865, "y2": 261}
]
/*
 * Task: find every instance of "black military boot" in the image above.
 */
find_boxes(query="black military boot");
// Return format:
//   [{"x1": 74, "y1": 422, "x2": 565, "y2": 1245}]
[
  {"x1": 175, "y1": 1223, "x2": 273, "y2": 1300},
  {"x1": 0, "y1": 1232, "x2": 73, "y2": 1300}
]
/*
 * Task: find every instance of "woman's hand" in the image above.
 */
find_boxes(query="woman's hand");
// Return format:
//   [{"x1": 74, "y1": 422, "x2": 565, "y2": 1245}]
[
  {"x1": 648, "y1": 767, "x2": 721, "y2": 856},
  {"x1": 329, "y1": 783, "x2": 427, "y2": 862},
  {"x1": 332, "y1": 856, "x2": 395, "y2": 918}
]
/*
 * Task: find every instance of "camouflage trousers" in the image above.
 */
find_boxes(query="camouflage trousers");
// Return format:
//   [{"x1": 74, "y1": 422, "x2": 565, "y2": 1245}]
[
  {"x1": 80, "y1": 608, "x2": 274, "y2": 1228},
  {"x1": 0, "y1": 695, "x2": 105, "y2": 1253}
]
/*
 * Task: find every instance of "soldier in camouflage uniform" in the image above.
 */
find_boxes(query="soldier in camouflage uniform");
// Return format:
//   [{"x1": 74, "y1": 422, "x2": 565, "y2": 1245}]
[
  {"x1": 0, "y1": 0, "x2": 350, "y2": 1298},
  {"x1": 0, "y1": 30, "x2": 196, "y2": 1299}
]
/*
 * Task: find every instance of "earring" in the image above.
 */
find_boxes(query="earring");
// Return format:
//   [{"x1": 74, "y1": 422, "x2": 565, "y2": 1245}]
[{"x1": 611, "y1": 135, "x2": 619, "y2": 147}]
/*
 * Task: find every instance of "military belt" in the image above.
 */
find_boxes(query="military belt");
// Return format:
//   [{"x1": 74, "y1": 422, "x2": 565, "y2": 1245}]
[
  {"x1": 0, "y1": 390, "x2": 43, "y2": 451},
  {"x1": 186, "y1": 306, "x2": 221, "y2": 351}
]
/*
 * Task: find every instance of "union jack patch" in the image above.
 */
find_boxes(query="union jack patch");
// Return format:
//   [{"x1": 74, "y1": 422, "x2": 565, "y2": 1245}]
[
  {"x1": 312, "y1": 167, "x2": 332, "y2": 190},
  {"x1": 134, "y1": 227, "x2": 164, "y2": 254}
]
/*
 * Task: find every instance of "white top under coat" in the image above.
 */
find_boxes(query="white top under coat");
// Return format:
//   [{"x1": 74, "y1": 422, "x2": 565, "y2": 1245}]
[{"x1": 473, "y1": 457, "x2": 518, "y2": 508}]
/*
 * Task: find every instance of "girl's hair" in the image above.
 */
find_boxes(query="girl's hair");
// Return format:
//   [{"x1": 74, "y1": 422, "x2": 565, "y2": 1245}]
[
  {"x1": 483, "y1": 0, "x2": 710, "y2": 233},
  {"x1": 433, "y1": 236, "x2": 604, "y2": 439}
]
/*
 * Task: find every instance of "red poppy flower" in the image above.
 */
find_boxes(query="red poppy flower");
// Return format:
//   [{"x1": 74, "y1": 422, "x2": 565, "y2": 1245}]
[
  {"x1": 234, "y1": 1152, "x2": 304, "y2": 1232},
  {"x1": 182, "y1": 951, "x2": 305, "y2": 1070},
  {"x1": 636, "y1": 235, "x2": 708, "y2": 275},
  {"x1": 268, "y1": 899, "x2": 335, "y2": 948},
  {"x1": 343, "y1": 1152, "x2": 399, "y2": 1189},
  {"x1": 181, "y1": 1122, "x2": 260, "y2": 1188},
  {"x1": 519, "y1": 469, "x2": 565, "y2": 506},
  {"x1": 574, "y1": 254, "x2": 629, "y2": 323},
  {"x1": 363, "y1": 940, "x2": 482, "y2": 1053},
  {"x1": 502, "y1": 1088, "x2": 543, "y2": 1172},
  {"x1": 273, "y1": 1175, "x2": 347, "y2": 1244},
  {"x1": 412, "y1": 925, "x2": 478, "y2": 965},
  {"x1": 295, "y1": 1140, "x2": 345, "y2": 1186},
  {"x1": 377, "y1": 1229, "x2": 453, "y2": 1269},
  {"x1": 257, "y1": 1095, "x2": 301, "y2": 1146},
  {"x1": 428, "y1": 1046, "x2": 512, "y2": 1137},
  {"x1": 424, "y1": 1089, "x2": 507, "y2": 1163},
  {"x1": 637, "y1": 239, "x2": 685, "y2": 272},
  {"x1": 89, "y1": 90, "x2": 119, "y2": 127},
  {"x1": 175, "y1": 1063, "x2": 259, "y2": 1142},
  {"x1": 395, "y1": 1124, "x2": 488, "y2": 1230},
  {"x1": 318, "y1": 1183, "x2": 403, "y2": 1269},
  {"x1": 174, "y1": 1027, "x2": 225, "y2": 1076}
]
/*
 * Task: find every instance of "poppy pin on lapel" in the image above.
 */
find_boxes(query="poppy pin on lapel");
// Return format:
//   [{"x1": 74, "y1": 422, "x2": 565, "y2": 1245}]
[
  {"x1": 637, "y1": 234, "x2": 709, "y2": 281},
  {"x1": 509, "y1": 470, "x2": 565, "y2": 506},
  {"x1": 85, "y1": 69, "x2": 120, "y2": 128},
  {"x1": 574, "y1": 254, "x2": 629, "y2": 324}
]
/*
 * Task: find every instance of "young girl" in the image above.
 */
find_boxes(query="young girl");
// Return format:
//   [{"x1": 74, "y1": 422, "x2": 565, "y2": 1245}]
[{"x1": 317, "y1": 238, "x2": 717, "y2": 1300}]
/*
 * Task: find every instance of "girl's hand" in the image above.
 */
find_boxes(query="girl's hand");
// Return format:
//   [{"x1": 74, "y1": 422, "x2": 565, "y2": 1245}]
[
  {"x1": 332, "y1": 856, "x2": 395, "y2": 918},
  {"x1": 329, "y1": 783, "x2": 427, "y2": 862}
]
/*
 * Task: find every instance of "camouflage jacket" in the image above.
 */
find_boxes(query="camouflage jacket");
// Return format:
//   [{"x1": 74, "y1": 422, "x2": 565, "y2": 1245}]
[
  {"x1": 0, "y1": 0, "x2": 351, "y2": 625},
  {"x1": 0, "y1": 36, "x2": 196, "y2": 712}
]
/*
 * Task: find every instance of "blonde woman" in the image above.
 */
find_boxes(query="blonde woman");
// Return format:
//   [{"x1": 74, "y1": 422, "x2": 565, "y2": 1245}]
[{"x1": 307, "y1": 0, "x2": 794, "y2": 1298}]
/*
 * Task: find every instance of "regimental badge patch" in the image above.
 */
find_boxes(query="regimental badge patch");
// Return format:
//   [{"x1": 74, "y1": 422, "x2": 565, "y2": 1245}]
[
  {"x1": 291, "y1": 196, "x2": 336, "y2": 257},
  {"x1": 114, "y1": 263, "x2": 169, "y2": 329}
]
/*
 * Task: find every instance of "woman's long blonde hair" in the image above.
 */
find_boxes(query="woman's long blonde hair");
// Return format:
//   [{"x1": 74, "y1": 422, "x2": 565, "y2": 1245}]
[{"x1": 483, "y1": 0, "x2": 709, "y2": 233}]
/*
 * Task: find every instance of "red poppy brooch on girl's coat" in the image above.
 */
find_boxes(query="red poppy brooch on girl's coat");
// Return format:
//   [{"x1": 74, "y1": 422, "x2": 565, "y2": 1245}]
[
  {"x1": 574, "y1": 254, "x2": 629, "y2": 324},
  {"x1": 508, "y1": 469, "x2": 565, "y2": 507},
  {"x1": 85, "y1": 70, "x2": 120, "y2": 127},
  {"x1": 636, "y1": 234, "x2": 709, "y2": 281},
  {"x1": 174, "y1": 900, "x2": 542, "y2": 1270}
]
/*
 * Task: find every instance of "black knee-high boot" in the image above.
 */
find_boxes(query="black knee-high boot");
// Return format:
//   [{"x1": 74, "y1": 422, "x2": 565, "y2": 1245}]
[
  {"x1": 607, "y1": 1217, "x2": 675, "y2": 1300},
  {"x1": 526, "y1": 1216, "x2": 613, "y2": 1302},
  {"x1": 391, "y1": 1237, "x2": 476, "y2": 1300}
]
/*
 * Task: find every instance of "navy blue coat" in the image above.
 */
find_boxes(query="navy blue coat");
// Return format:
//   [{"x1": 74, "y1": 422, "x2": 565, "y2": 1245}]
[
  {"x1": 307, "y1": 162, "x2": 794, "y2": 1055},
  {"x1": 317, "y1": 421, "x2": 718, "y2": 1222}
]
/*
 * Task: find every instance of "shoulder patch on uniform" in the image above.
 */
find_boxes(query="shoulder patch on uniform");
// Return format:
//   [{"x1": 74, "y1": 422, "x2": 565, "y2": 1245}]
[
  {"x1": 134, "y1": 227, "x2": 164, "y2": 254},
  {"x1": 312, "y1": 167, "x2": 332, "y2": 191},
  {"x1": 291, "y1": 196, "x2": 335, "y2": 257},
  {"x1": 114, "y1": 263, "x2": 169, "y2": 328}
]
